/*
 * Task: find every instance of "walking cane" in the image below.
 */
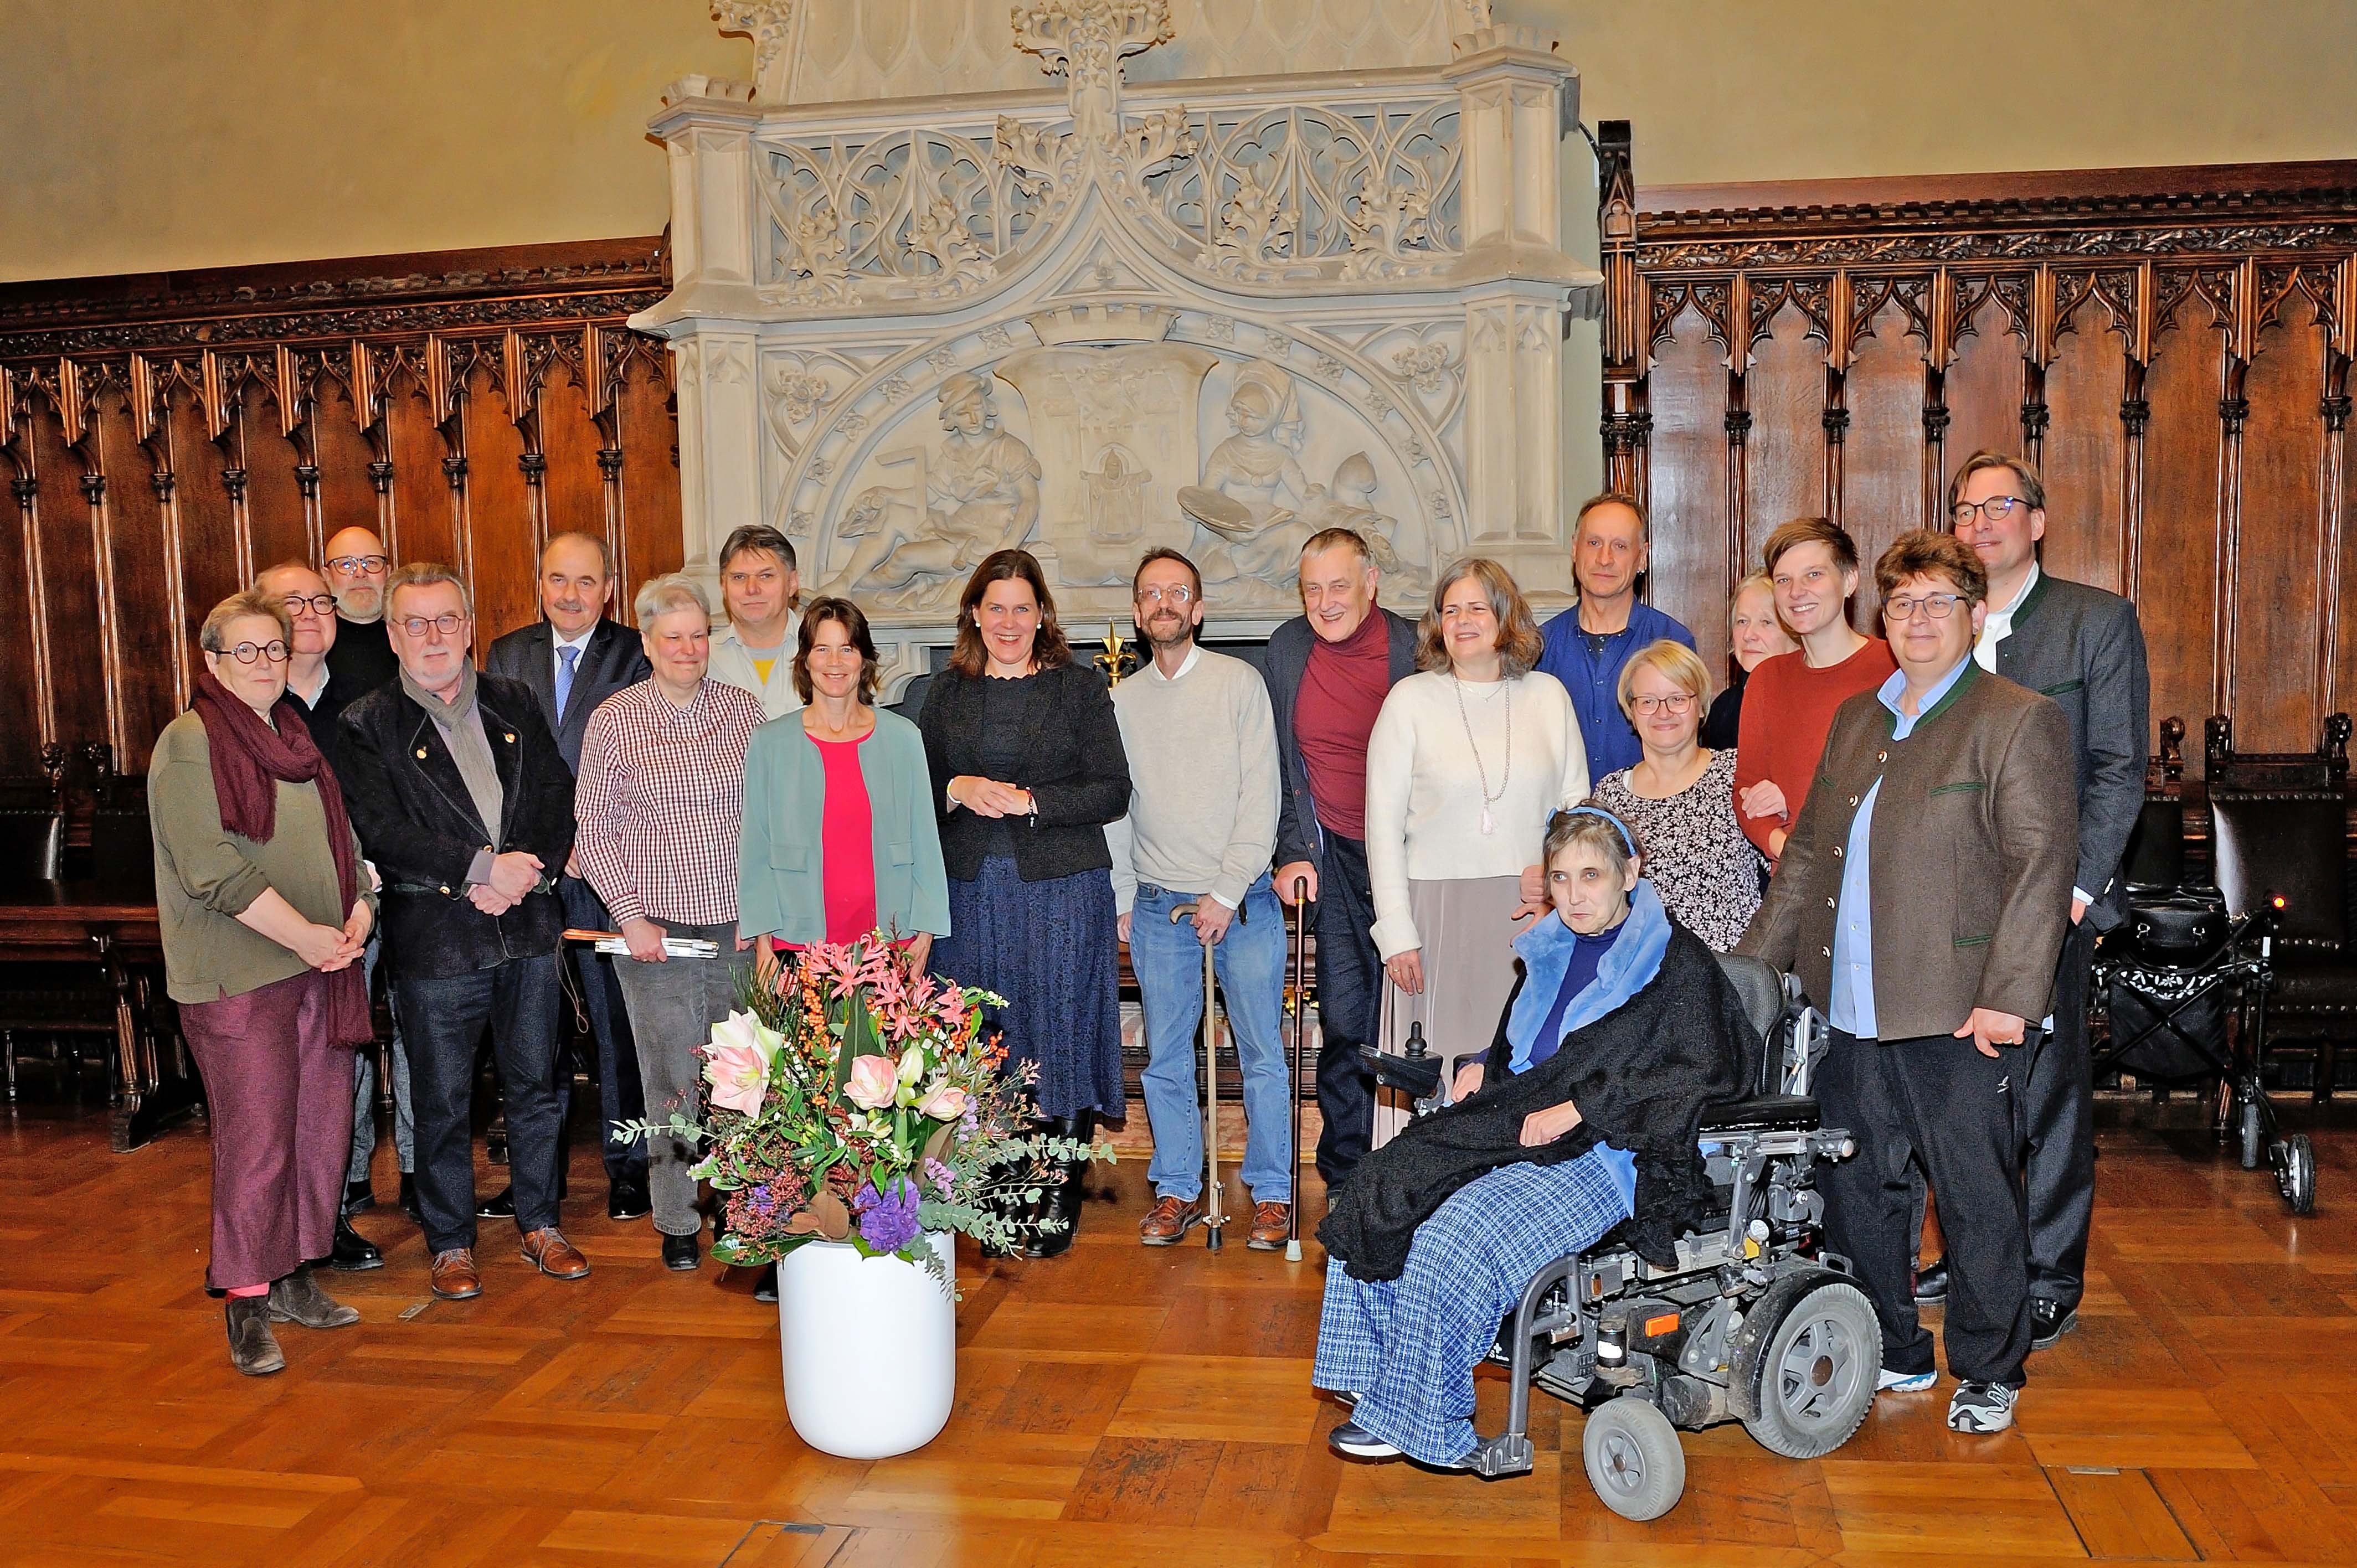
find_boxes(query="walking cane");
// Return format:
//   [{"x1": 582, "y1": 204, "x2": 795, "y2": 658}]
[
  {"x1": 1285, "y1": 874, "x2": 1311, "y2": 1261},
  {"x1": 1171, "y1": 901, "x2": 1228, "y2": 1250}
]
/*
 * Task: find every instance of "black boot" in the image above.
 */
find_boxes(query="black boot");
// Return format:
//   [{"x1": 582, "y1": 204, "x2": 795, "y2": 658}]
[
  {"x1": 225, "y1": 1296, "x2": 286, "y2": 1376},
  {"x1": 268, "y1": 1263, "x2": 362, "y2": 1329},
  {"x1": 1022, "y1": 1111, "x2": 1094, "y2": 1260},
  {"x1": 982, "y1": 1112, "x2": 1058, "y2": 1259}
]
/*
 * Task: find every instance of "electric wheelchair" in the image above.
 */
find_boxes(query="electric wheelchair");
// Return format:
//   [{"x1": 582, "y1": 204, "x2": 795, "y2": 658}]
[{"x1": 1363, "y1": 953, "x2": 1875, "y2": 1520}]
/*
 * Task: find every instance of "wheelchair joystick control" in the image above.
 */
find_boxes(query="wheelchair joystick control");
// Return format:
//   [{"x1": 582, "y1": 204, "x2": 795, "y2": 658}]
[{"x1": 1404, "y1": 1022, "x2": 1429, "y2": 1060}]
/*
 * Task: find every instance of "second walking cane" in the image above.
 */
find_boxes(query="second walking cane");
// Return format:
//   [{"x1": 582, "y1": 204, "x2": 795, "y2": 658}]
[
  {"x1": 1284, "y1": 875, "x2": 1310, "y2": 1261},
  {"x1": 1171, "y1": 901, "x2": 1229, "y2": 1250}
]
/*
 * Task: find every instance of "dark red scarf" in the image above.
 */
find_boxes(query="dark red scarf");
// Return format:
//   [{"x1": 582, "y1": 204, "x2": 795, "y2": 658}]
[{"x1": 191, "y1": 668, "x2": 374, "y2": 1045}]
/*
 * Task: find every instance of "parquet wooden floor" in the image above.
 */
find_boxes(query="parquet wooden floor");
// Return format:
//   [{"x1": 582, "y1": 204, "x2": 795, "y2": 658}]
[{"x1": 4, "y1": 1097, "x2": 2356, "y2": 1566}]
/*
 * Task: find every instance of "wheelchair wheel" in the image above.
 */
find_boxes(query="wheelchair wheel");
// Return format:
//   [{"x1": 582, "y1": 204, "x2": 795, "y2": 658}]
[
  {"x1": 1582, "y1": 1397, "x2": 1685, "y2": 1522},
  {"x1": 2281, "y1": 1133, "x2": 2317, "y2": 1216},
  {"x1": 1741, "y1": 1278, "x2": 1880, "y2": 1459},
  {"x1": 2240, "y1": 1098, "x2": 2264, "y2": 1171}
]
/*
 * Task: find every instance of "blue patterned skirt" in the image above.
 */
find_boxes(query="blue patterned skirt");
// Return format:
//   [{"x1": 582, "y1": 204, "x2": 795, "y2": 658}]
[
  {"x1": 1312, "y1": 1148, "x2": 1634, "y2": 1465},
  {"x1": 933, "y1": 855, "x2": 1124, "y2": 1120}
]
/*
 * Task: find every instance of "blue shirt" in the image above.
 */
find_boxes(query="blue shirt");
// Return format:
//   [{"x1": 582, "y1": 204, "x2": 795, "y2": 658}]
[
  {"x1": 1525, "y1": 919, "x2": 1627, "y2": 1071},
  {"x1": 1535, "y1": 600, "x2": 1698, "y2": 780},
  {"x1": 1829, "y1": 657, "x2": 1973, "y2": 1039}
]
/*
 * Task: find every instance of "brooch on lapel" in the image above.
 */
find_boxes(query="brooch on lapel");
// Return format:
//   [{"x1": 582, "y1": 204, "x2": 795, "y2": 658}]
[
  {"x1": 415, "y1": 747, "x2": 428, "y2": 760},
  {"x1": 505, "y1": 733, "x2": 517, "y2": 744}
]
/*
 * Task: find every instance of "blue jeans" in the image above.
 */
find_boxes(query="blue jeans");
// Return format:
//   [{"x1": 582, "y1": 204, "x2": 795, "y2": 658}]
[
  {"x1": 398, "y1": 953, "x2": 565, "y2": 1254},
  {"x1": 1130, "y1": 875, "x2": 1292, "y2": 1204}
]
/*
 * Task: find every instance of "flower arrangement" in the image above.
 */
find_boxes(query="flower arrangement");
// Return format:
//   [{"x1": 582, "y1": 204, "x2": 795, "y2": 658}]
[{"x1": 616, "y1": 934, "x2": 1110, "y2": 1285}]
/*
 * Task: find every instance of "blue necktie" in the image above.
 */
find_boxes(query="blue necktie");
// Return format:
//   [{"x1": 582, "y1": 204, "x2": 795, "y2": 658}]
[{"x1": 555, "y1": 644, "x2": 579, "y2": 721}]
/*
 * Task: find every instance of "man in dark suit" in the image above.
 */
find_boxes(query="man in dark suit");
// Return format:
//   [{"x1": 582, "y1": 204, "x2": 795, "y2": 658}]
[
  {"x1": 486, "y1": 531, "x2": 653, "y2": 1223},
  {"x1": 1910, "y1": 452, "x2": 2149, "y2": 1352},
  {"x1": 1265, "y1": 528, "x2": 1419, "y2": 1192},
  {"x1": 1740, "y1": 530, "x2": 2076, "y2": 1435},
  {"x1": 338, "y1": 563, "x2": 589, "y2": 1302}
]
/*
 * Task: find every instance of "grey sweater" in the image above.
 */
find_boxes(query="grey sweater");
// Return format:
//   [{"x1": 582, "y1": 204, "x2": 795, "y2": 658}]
[{"x1": 1105, "y1": 645, "x2": 1282, "y2": 914}]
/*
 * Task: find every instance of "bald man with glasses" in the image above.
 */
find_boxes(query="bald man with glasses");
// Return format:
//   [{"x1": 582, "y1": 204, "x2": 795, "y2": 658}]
[{"x1": 322, "y1": 527, "x2": 400, "y2": 696}]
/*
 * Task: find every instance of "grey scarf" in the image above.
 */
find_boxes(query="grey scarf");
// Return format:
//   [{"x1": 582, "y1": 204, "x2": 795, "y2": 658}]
[{"x1": 401, "y1": 663, "x2": 504, "y2": 839}]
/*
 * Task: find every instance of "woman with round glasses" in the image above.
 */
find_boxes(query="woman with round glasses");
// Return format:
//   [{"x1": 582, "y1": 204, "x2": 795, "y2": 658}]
[
  {"x1": 148, "y1": 590, "x2": 379, "y2": 1375},
  {"x1": 1591, "y1": 639, "x2": 1762, "y2": 951}
]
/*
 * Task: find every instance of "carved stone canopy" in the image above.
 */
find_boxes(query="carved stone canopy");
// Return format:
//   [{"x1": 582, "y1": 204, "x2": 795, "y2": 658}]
[{"x1": 639, "y1": 0, "x2": 1602, "y2": 697}]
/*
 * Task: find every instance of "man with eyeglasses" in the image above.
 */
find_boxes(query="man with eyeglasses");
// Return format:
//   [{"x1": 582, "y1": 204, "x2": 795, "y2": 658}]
[
  {"x1": 1738, "y1": 530, "x2": 2076, "y2": 1435},
  {"x1": 706, "y1": 525, "x2": 803, "y2": 719},
  {"x1": 321, "y1": 527, "x2": 400, "y2": 696},
  {"x1": 1910, "y1": 452, "x2": 2149, "y2": 1353},
  {"x1": 1535, "y1": 493, "x2": 1697, "y2": 781},
  {"x1": 1105, "y1": 548, "x2": 1291, "y2": 1250},
  {"x1": 337, "y1": 563, "x2": 588, "y2": 1302},
  {"x1": 255, "y1": 561, "x2": 403, "y2": 1267}
]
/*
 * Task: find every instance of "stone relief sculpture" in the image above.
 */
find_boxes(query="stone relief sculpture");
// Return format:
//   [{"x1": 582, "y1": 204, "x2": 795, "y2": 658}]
[{"x1": 822, "y1": 372, "x2": 1042, "y2": 603}]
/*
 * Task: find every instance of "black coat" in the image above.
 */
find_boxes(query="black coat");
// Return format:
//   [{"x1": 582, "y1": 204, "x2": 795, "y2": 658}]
[
  {"x1": 484, "y1": 618, "x2": 652, "y2": 775},
  {"x1": 1317, "y1": 927, "x2": 1761, "y2": 1281},
  {"x1": 337, "y1": 672, "x2": 575, "y2": 976},
  {"x1": 1263, "y1": 609, "x2": 1418, "y2": 873},
  {"x1": 918, "y1": 662, "x2": 1130, "y2": 884}
]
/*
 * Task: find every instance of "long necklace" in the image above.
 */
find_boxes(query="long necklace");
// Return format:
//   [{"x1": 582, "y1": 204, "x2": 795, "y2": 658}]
[{"x1": 1453, "y1": 673, "x2": 1512, "y2": 836}]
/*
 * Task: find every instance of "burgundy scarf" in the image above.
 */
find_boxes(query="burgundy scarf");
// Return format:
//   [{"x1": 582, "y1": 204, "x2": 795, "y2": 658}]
[{"x1": 191, "y1": 668, "x2": 374, "y2": 1046}]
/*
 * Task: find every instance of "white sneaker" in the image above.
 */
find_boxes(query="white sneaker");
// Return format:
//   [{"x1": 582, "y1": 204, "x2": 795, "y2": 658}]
[
  {"x1": 1878, "y1": 1367, "x2": 1936, "y2": 1393},
  {"x1": 1946, "y1": 1380, "x2": 2019, "y2": 1432}
]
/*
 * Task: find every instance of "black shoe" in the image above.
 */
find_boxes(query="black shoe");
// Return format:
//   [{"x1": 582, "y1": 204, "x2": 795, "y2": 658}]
[
  {"x1": 328, "y1": 1216, "x2": 384, "y2": 1272},
  {"x1": 753, "y1": 1263, "x2": 778, "y2": 1303},
  {"x1": 1022, "y1": 1111, "x2": 1094, "y2": 1260},
  {"x1": 1913, "y1": 1256, "x2": 1948, "y2": 1306},
  {"x1": 399, "y1": 1173, "x2": 421, "y2": 1224},
  {"x1": 342, "y1": 1178, "x2": 376, "y2": 1216},
  {"x1": 2030, "y1": 1298, "x2": 2079, "y2": 1350},
  {"x1": 608, "y1": 1175, "x2": 651, "y2": 1222},
  {"x1": 661, "y1": 1231, "x2": 701, "y2": 1271},
  {"x1": 477, "y1": 1185, "x2": 515, "y2": 1220}
]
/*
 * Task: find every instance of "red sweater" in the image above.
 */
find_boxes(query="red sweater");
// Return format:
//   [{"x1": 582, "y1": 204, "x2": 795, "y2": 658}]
[{"x1": 1733, "y1": 638, "x2": 1898, "y2": 861}]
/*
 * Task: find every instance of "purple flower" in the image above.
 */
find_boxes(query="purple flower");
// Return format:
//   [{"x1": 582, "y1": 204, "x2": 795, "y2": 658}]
[
  {"x1": 749, "y1": 1184, "x2": 777, "y2": 1215},
  {"x1": 852, "y1": 1176, "x2": 923, "y2": 1255},
  {"x1": 922, "y1": 1158, "x2": 954, "y2": 1198}
]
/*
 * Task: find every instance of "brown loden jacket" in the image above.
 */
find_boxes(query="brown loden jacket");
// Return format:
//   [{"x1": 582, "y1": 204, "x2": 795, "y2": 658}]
[{"x1": 1737, "y1": 659, "x2": 2077, "y2": 1040}]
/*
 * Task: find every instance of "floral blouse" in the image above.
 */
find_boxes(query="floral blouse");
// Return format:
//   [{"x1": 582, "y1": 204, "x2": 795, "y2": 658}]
[{"x1": 1593, "y1": 749, "x2": 1764, "y2": 952}]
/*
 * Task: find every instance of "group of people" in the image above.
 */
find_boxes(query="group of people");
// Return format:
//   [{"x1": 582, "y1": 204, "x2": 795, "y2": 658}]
[{"x1": 152, "y1": 448, "x2": 2148, "y2": 1454}]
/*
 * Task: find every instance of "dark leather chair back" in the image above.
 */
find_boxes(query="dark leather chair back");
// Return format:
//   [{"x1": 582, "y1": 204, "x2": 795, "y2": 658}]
[
  {"x1": 84, "y1": 807, "x2": 155, "y2": 894},
  {"x1": 2211, "y1": 791, "x2": 2348, "y2": 953},
  {"x1": 2120, "y1": 796, "x2": 2187, "y2": 893},
  {"x1": 0, "y1": 807, "x2": 64, "y2": 886}
]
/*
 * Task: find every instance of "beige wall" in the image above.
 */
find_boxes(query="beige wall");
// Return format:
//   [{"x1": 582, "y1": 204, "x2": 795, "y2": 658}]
[{"x1": 5, "y1": 1, "x2": 2353, "y2": 283}]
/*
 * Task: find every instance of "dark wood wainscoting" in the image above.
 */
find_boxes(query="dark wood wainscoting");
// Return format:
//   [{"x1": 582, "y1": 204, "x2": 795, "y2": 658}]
[
  {"x1": 1596, "y1": 137, "x2": 2357, "y2": 754},
  {"x1": 0, "y1": 239, "x2": 680, "y2": 776}
]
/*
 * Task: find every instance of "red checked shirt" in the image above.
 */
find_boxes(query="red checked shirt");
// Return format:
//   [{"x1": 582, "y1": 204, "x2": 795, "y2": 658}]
[{"x1": 574, "y1": 678, "x2": 768, "y2": 927}]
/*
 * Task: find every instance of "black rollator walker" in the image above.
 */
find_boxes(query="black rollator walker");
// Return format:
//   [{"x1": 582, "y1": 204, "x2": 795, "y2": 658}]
[{"x1": 1166, "y1": 880, "x2": 1315, "y2": 1256}]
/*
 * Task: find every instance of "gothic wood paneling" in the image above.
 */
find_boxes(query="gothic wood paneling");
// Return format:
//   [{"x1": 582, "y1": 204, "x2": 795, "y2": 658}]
[
  {"x1": 1602, "y1": 136, "x2": 2357, "y2": 754},
  {"x1": 0, "y1": 238, "x2": 675, "y2": 775}
]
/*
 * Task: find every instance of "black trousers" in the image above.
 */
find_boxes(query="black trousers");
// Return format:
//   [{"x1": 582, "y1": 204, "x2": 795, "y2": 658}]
[
  {"x1": 559, "y1": 875, "x2": 648, "y2": 1184},
  {"x1": 2023, "y1": 917, "x2": 2100, "y2": 1309},
  {"x1": 1311, "y1": 832, "x2": 1382, "y2": 1188},
  {"x1": 399, "y1": 953, "x2": 565, "y2": 1255},
  {"x1": 1818, "y1": 1028, "x2": 2033, "y2": 1387}
]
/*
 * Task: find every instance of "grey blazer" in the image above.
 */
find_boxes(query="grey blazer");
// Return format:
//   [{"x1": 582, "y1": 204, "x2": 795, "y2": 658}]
[
  {"x1": 1264, "y1": 608, "x2": 1419, "y2": 876},
  {"x1": 1990, "y1": 572, "x2": 2150, "y2": 931},
  {"x1": 484, "y1": 618, "x2": 652, "y2": 775}
]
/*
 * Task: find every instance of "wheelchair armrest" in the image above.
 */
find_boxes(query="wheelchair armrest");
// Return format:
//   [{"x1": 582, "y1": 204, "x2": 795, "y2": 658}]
[
  {"x1": 1697, "y1": 1094, "x2": 1820, "y2": 1134},
  {"x1": 1358, "y1": 1043, "x2": 1444, "y2": 1102}
]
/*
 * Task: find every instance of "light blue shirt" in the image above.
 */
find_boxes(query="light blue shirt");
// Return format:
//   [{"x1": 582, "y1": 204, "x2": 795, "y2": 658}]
[{"x1": 1828, "y1": 657, "x2": 1973, "y2": 1039}]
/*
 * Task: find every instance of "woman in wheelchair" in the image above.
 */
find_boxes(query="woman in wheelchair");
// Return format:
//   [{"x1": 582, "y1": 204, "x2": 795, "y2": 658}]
[{"x1": 1315, "y1": 804, "x2": 1761, "y2": 1468}]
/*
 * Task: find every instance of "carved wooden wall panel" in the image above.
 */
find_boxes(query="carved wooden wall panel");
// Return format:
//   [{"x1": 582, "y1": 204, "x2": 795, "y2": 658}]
[
  {"x1": 0, "y1": 239, "x2": 676, "y2": 776},
  {"x1": 1602, "y1": 130, "x2": 2357, "y2": 756}
]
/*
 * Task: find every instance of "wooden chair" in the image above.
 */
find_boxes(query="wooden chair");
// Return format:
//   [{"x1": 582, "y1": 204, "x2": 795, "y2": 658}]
[{"x1": 2205, "y1": 711, "x2": 2351, "y2": 791}]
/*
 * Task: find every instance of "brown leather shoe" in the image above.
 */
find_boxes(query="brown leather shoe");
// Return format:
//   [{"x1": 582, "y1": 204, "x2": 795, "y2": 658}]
[
  {"x1": 1247, "y1": 1201, "x2": 1291, "y2": 1252},
  {"x1": 429, "y1": 1247, "x2": 482, "y2": 1300},
  {"x1": 521, "y1": 1227, "x2": 591, "y2": 1281},
  {"x1": 1139, "y1": 1194, "x2": 1205, "y2": 1246}
]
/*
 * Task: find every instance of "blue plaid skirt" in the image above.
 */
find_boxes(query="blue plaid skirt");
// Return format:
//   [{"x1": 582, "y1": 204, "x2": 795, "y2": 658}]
[{"x1": 1312, "y1": 1148, "x2": 1634, "y2": 1465}]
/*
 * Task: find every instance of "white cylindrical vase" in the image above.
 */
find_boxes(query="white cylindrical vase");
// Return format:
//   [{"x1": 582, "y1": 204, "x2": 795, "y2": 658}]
[{"x1": 776, "y1": 1230, "x2": 955, "y2": 1459}]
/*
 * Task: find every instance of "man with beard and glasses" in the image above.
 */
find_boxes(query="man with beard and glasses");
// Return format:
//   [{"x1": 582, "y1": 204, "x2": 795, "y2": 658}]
[
  {"x1": 322, "y1": 527, "x2": 400, "y2": 697},
  {"x1": 1105, "y1": 548, "x2": 1292, "y2": 1250}
]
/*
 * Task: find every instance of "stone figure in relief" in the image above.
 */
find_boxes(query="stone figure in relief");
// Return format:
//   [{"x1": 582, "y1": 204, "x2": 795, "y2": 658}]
[
  {"x1": 1183, "y1": 364, "x2": 1318, "y2": 579},
  {"x1": 826, "y1": 373, "x2": 1042, "y2": 599},
  {"x1": 1083, "y1": 445, "x2": 1152, "y2": 544}
]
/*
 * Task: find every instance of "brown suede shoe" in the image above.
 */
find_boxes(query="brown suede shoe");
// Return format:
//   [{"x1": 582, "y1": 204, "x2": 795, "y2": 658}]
[
  {"x1": 1139, "y1": 1194, "x2": 1206, "y2": 1246},
  {"x1": 521, "y1": 1227, "x2": 591, "y2": 1281},
  {"x1": 1247, "y1": 1201, "x2": 1291, "y2": 1252},
  {"x1": 429, "y1": 1247, "x2": 482, "y2": 1300}
]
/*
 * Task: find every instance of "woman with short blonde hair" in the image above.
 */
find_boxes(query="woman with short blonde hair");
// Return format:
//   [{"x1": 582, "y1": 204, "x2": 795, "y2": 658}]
[{"x1": 1705, "y1": 570, "x2": 1798, "y2": 749}]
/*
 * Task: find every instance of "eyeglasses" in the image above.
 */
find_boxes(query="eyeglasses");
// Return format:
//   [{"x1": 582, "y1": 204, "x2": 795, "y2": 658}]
[
  {"x1": 281, "y1": 594, "x2": 337, "y2": 616},
  {"x1": 1630, "y1": 692, "x2": 1696, "y2": 716},
  {"x1": 396, "y1": 613, "x2": 469, "y2": 637},
  {"x1": 1951, "y1": 497, "x2": 2031, "y2": 527},
  {"x1": 222, "y1": 641, "x2": 291, "y2": 665},
  {"x1": 1886, "y1": 593, "x2": 1964, "y2": 622},
  {"x1": 325, "y1": 554, "x2": 389, "y2": 575},
  {"x1": 1135, "y1": 585, "x2": 1195, "y2": 606}
]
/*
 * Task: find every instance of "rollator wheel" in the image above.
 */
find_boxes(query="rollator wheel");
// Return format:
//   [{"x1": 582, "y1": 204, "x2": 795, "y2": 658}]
[
  {"x1": 2280, "y1": 1133, "x2": 2317, "y2": 1216},
  {"x1": 2240, "y1": 1098, "x2": 2265, "y2": 1171},
  {"x1": 1581, "y1": 1397, "x2": 1685, "y2": 1521},
  {"x1": 1741, "y1": 1279, "x2": 1881, "y2": 1459}
]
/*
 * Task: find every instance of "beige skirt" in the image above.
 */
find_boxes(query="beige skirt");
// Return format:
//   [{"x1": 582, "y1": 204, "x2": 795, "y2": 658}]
[{"x1": 1372, "y1": 874, "x2": 1526, "y2": 1148}]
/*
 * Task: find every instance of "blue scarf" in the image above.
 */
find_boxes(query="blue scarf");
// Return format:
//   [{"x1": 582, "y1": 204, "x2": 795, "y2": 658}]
[{"x1": 1505, "y1": 880, "x2": 1672, "y2": 1074}]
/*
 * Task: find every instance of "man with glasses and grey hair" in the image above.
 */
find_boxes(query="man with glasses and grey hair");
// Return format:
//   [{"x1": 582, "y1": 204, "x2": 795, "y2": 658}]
[
  {"x1": 321, "y1": 525, "x2": 399, "y2": 695},
  {"x1": 707, "y1": 524, "x2": 803, "y2": 719},
  {"x1": 337, "y1": 564, "x2": 587, "y2": 1302}
]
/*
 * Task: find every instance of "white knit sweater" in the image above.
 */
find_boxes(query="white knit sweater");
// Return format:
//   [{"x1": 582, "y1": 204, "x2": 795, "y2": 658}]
[{"x1": 1365, "y1": 669, "x2": 1591, "y2": 958}]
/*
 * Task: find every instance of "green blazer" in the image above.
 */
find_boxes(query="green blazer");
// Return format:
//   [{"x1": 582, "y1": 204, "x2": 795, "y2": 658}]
[{"x1": 737, "y1": 707, "x2": 951, "y2": 946}]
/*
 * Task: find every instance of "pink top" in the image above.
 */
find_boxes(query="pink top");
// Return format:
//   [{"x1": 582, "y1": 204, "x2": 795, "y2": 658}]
[{"x1": 816, "y1": 734, "x2": 878, "y2": 945}]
